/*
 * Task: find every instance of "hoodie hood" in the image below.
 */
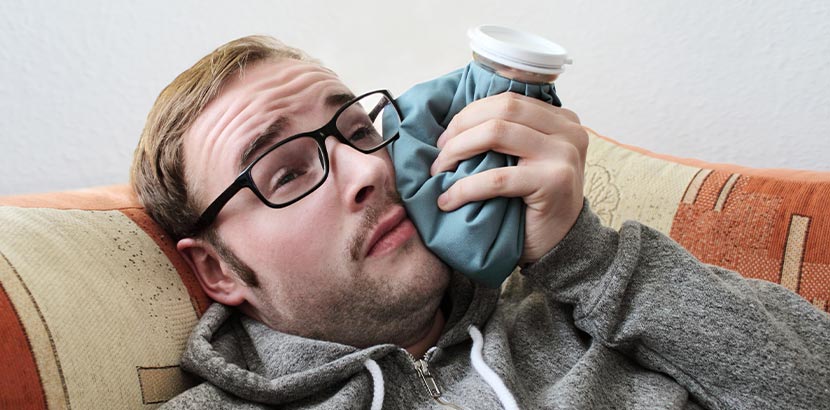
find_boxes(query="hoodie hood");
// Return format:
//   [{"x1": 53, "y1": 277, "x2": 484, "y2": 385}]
[{"x1": 179, "y1": 271, "x2": 500, "y2": 406}]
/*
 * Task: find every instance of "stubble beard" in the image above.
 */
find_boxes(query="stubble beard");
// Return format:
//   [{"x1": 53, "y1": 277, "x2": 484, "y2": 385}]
[
  {"x1": 320, "y1": 246, "x2": 450, "y2": 348},
  {"x1": 313, "y1": 189, "x2": 452, "y2": 348},
  {"x1": 248, "y1": 188, "x2": 452, "y2": 348}
]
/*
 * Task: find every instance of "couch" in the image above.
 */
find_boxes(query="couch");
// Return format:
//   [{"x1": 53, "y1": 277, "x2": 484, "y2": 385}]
[{"x1": 2, "y1": 128, "x2": 829, "y2": 409}]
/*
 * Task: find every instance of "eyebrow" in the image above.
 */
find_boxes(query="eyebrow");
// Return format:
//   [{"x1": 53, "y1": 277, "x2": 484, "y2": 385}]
[
  {"x1": 325, "y1": 92, "x2": 356, "y2": 109},
  {"x1": 239, "y1": 116, "x2": 290, "y2": 171},
  {"x1": 238, "y1": 92, "x2": 357, "y2": 171}
]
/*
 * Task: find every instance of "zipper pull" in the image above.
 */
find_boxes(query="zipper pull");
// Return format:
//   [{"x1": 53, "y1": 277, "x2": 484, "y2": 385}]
[
  {"x1": 414, "y1": 359, "x2": 442, "y2": 398},
  {"x1": 405, "y1": 349, "x2": 467, "y2": 409}
]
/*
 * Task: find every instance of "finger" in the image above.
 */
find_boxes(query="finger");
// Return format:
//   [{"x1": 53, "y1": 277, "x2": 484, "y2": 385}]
[
  {"x1": 437, "y1": 93, "x2": 579, "y2": 148},
  {"x1": 504, "y1": 93, "x2": 581, "y2": 125},
  {"x1": 438, "y1": 94, "x2": 560, "y2": 148},
  {"x1": 431, "y1": 119, "x2": 587, "y2": 177},
  {"x1": 431, "y1": 119, "x2": 547, "y2": 175},
  {"x1": 437, "y1": 160, "x2": 583, "y2": 213},
  {"x1": 557, "y1": 107, "x2": 581, "y2": 125},
  {"x1": 437, "y1": 167, "x2": 538, "y2": 211}
]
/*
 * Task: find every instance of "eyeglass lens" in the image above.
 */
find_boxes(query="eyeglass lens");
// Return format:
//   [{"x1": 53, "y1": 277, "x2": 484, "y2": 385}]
[{"x1": 250, "y1": 92, "x2": 400, "y2": 206}]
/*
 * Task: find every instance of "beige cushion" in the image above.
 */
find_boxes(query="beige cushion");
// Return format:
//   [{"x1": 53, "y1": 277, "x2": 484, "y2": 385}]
[
  {"x1": 2, "y1": 128, "x2": 830, "y2": 408},
  {"x1": 0, "y1": 186, "x2": 209, "y2": 408}
]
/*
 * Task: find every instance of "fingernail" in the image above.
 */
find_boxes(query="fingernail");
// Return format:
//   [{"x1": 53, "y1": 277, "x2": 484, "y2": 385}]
[
  {"x1": 436, "y1": 133, "x2": 446, "y2": 149},
  {"x1": 437, "y1": 192, "x2": 449, "y2": 209}
]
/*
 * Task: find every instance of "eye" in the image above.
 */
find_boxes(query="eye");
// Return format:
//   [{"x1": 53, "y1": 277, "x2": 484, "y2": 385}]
[
  {"x1": 349, "y1": 126, "x2": 372, "y2": 142},
  {"x1": 272, "y1": 167, "x2": 306, "y2": 191},
  {"x1": 347, "y1": 124, "x2": 382, "y2": 147}
]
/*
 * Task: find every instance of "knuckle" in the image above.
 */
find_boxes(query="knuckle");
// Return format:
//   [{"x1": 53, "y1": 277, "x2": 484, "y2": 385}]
[
  {"x1": 498, "y1": 94, "x2": 521, "y2": 117},
  {"x1": 559, "y1": 123, "x2": 589, "y2": 158},
  {"x1": 573, "y1": 126, "x2": 590, "y2": 152},
  {"x1": 486, "y1": 119, "x2": 509, "y2": 139},
  {"x1": 497, "y1": 92, "x2": 519, "y2": 102},
  {"x1": 448, "y1": 181, "x2": 464, "y2": 203},
  {"x1": 549, "y1": 163, "x2": 578, "y2": 188},
  {"x1": 562, "y1": 143, "x2": 581, "y2": 165},
  {"x1": 491, "y1": 170, "x2": 510, "y2": 190},
  {"x1": 560, "y1": 108, "x2": 581, "y2": 124}
]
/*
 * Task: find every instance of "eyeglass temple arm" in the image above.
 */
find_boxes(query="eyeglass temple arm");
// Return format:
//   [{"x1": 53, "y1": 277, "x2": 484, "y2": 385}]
[
  {"x1": 368, "y1": 97, "x2": 388, "y2": 120},
  {"x1": 189, "y1": 177, "x2": 249, "y2": 235}
]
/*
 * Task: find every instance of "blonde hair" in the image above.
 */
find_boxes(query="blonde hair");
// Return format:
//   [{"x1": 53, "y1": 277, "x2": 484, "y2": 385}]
[
  {"x1": 131, "y1": 35, "x2": 315, "y2": 241},
  {"x1": 131, "y1": 36, "x2": 316, "y2": 286}
]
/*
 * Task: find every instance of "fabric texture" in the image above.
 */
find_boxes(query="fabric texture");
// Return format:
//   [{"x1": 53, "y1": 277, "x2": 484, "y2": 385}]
[
  {"x1": 583, "y1": 129, "x2": 830, "y2": 312},
  {"x1": 161, "y1": 203, "x2": 830, "y2": 409},
  {"x1": 389, "y1": 61, "x2": 561, "y2": 288},
  {"x1": 0, "y1": 188, "x2": 209, "y2": 409},
  {"x1": 3, "y1": 127, "x2": 830, "y2": 408}
]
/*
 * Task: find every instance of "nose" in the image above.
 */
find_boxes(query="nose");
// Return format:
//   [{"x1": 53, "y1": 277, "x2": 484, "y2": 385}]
[{"x1": 325, "y1": 137, "x2": 391, "y2": 212}]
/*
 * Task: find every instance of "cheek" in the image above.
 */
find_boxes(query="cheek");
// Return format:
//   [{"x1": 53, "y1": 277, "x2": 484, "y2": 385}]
[{"x1": 226, "y1": 198, "x2": 346, "y2": 275}]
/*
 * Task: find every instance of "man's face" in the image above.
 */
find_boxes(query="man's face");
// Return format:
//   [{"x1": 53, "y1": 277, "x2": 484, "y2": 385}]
[{"x1": 181, "y1": 58, "x2": 450, "y2": 347}]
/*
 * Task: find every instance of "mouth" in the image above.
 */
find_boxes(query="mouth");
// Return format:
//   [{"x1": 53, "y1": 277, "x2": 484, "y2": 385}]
[{"x1": 365, "y1": 206, "x2": 417, "y2": 258}]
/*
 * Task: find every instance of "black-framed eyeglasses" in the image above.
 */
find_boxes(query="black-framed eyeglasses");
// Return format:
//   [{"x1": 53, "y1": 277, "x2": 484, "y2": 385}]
[{"x1": 189, "y1": 89, "x2": 402, "y2": 235}]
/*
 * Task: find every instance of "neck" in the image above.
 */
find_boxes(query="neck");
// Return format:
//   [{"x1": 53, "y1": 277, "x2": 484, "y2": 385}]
[{"x1": 404, "y1": 309, "x2": 445, "y2": 358}]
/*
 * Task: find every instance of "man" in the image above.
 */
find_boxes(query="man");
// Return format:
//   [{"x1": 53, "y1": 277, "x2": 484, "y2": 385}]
[{"x1": 132, "y1": 36, "x2": 830, "y2": 409}]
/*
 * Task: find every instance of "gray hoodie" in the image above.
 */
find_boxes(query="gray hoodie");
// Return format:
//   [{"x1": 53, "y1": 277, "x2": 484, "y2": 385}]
[{"x1": 162, "y1": 205, "x2": 830, "y2": 409}]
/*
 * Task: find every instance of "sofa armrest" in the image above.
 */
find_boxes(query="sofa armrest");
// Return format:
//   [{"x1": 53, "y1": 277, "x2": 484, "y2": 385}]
[
  {"x1": 0, "y1": 185, "x2": 209, "y2": 408},
  {"x1": 583, "y1": 128, "x2": 830, "y2": 312}
]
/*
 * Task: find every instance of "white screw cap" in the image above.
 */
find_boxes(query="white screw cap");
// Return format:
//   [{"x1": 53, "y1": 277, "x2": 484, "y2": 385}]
[{"x1": 468, "y1": 25, "x2": 572, "y2": 75}]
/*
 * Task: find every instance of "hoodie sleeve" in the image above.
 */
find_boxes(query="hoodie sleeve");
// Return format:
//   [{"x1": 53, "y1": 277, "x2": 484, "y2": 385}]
[{"x1": 521, "y1": 202, "x2": 830, "y2": 409}]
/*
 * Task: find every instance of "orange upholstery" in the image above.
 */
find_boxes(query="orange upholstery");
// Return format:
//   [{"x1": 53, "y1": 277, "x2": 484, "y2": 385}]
[
  {"x1": 0, "y1": 186, "x2": 208, "y2": 409},
  {"x1": 584, "y1": 128, "x2": 830, "y2": 312},
  {"x1": 0, "y1": 184, "x2": 139, "y2": 210},
  {"x1": 1, "y1": 130, "x2": 829, "y2": 409}
]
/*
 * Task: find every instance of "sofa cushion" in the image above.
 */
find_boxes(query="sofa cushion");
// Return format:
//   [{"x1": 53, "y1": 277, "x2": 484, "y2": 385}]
[
  {"x1": 584, "y1": 128, "x2": 830, "y2": 312},
  {"x1": 2, "y1": 130, "x2": 829, "y2": 409},
  {"x1": 0, "y1": 186, "x2": 209, "y2": 409}
]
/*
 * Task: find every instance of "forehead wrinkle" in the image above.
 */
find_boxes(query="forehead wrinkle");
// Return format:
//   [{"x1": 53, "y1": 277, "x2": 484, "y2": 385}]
[
  {"x1": 207, "y1": 83, "x2": 292, "y2": 171},
  {"x1": 236, "y1": 87, "x2": 351, "y2": 171},
  {"x1": 184, "y1": 90, "x2": 271, "y2": 207},
  {"x1": 181, "y1": 92, "x2": 252, "y2": 204},
  {"x1": 186, "y1": 61, "x2": 352, "y2": 202},
  {"x1": 246, "y1": 63, "x2": 338, "y2": 100}
]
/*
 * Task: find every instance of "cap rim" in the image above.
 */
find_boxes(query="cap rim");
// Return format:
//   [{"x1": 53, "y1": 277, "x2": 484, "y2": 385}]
[{"x1": 468, "y1": 25, "x2": 571, "y2": 75}]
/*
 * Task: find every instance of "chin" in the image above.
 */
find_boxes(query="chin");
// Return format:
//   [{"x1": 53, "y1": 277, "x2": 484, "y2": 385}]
[{"x1": 407, "y1": 246, "x2": 452, "y2": 296}]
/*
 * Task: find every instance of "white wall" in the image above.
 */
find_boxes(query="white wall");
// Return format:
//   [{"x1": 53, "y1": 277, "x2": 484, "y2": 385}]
[{"x1": 1, "y1": 0, "x2": 828, "y2": 195}]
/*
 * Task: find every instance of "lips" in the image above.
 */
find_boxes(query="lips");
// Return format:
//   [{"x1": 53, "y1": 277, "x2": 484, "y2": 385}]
[{"x1": 365, "y1": 206, "x2": 417, "y2": 258}]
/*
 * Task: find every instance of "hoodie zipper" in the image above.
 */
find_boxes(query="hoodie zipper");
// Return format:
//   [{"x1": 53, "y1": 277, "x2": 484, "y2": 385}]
[{"x1": 405, "y1": 348, "x2": 467, "y2": 410}]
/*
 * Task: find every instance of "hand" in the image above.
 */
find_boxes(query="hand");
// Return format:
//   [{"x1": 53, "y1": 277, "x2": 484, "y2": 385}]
[{"x1": 430, "y1": 92, "x2": 588, "y2": 264}]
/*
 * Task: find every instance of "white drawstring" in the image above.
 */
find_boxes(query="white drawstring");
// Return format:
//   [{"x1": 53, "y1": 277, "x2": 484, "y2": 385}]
[
  {"x1": 468, "y1": 326, "x2": 519, "y2": 410},
  {"x1": 364, "y1": 359, "x2": 384, "y2": 410}
]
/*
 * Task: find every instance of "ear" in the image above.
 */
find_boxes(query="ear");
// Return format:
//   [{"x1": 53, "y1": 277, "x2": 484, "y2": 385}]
[{"x1": 177, "y1": 237, "x2": 249, "y2": 306}]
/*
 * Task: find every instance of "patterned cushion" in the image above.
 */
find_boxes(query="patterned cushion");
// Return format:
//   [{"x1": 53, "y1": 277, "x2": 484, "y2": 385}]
[
  {"x1": 0, "y1": 186, "x2": 210, "y2": 409},
  {"x1": 1, "y1": 131, "x2": 829, "y2": 409},
  {"x1": 584, "y1": 128, "x2": 830, "y2": 311}
]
